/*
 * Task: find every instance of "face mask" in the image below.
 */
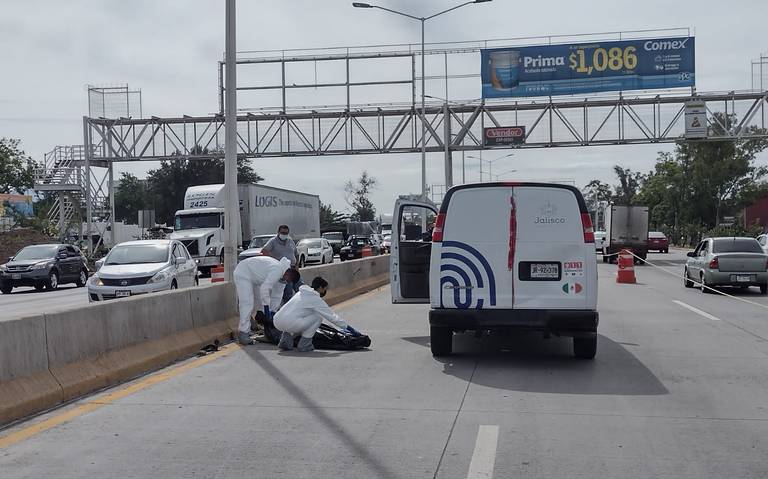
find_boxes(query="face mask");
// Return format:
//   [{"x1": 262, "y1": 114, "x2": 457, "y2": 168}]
[{"x1": 279, "y1": 234, "x2": 289, "y2": 241}]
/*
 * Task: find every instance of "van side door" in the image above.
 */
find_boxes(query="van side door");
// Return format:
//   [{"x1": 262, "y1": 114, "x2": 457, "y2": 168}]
[{"x1": 391, "y1": 199, "x2": 438, "y2": 303}]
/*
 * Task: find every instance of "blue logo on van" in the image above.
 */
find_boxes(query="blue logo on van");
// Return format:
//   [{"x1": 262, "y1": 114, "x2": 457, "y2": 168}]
[{"x1": 440, "y1": 241, "x2": 496, "y2": 310}]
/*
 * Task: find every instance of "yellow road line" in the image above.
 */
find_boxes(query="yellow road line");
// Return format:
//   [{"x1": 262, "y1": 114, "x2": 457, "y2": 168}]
[{"x1": 0, "y1": 345, "x2": 235, "y2": 449}]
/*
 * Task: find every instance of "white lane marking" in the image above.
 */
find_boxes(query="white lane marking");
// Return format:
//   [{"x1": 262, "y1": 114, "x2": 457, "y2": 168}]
[
  {"x1": 467, "y1": 425, "x2": 499, "y2": 479},
  {"x1": 673, "y1": 300, "x2": 721, "y2": 321}
]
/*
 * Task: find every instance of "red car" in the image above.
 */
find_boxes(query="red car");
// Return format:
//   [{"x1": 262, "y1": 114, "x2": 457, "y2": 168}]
[{"x1": 648, "y1": 231, "x2": 669, "y2": 253}]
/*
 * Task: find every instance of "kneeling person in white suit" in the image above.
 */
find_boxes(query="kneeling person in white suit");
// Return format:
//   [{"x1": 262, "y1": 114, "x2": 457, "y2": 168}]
[
  {"x1": 233, "y1": 256, "x2": 297, "y2": 345},
  {"x1": 274, "y1": 276, "x2": 361, "y2": 352}
]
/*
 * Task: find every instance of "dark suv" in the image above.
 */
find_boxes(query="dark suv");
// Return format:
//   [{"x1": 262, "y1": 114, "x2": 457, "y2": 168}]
[
  {"x1": 339, "y1": 235, "x2": 381, "y2": 261},
  {"x1": 0, "y1": 244, "x2": 89, "y2": 294}
]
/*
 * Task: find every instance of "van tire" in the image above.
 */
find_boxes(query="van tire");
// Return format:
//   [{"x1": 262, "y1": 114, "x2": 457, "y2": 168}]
[
  {"x1": 573, "y1": 336, "x2": 597, "y2": 359},
  {"x1": 430, "y1": 326, "x2": 452, "y2": 356}
]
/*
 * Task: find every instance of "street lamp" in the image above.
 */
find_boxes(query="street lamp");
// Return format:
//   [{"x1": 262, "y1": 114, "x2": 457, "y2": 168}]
[
  {"x1": 490, "y1": 169, "x2": 517, "y2": 181},
  {"x1": 466, "y1": 152, "x2": 514, "y2": 182},
  {"x1": 223, "y1": 0, "x2": 238, "y2": 282},
  {"x1": 353, "y1": 0, "x2": 492, "y2": 199}
]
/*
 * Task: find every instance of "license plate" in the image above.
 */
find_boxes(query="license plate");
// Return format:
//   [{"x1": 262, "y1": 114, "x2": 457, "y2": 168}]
[
  {"x1": 734, "y1": 275, "x2": 752, "y2": 283},
  {"x1": 11, "y1": 273, "x2": 21, "y2": 280},
  {"x1": 530, "y1": 263, "x2": 560, "y2": 279},
  {"x1": 115, "y1": 290, "x2": 131, "y2": 297}
]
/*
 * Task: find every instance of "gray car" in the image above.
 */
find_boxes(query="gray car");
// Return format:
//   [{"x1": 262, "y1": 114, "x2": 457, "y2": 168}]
[
  {"x1": 0, "y1": 244, "x2": 89, "y2": 294},
  {"x1": 684, "y1": 237, "x2": 768, "y2": 294}
]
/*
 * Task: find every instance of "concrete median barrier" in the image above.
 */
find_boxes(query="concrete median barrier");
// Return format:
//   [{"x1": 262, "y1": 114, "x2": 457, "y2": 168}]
[
  {"x1": 302, "y1": 255, "x2": 390, "y2": 306},
  {"x1": 0, "y1": 315, "x2": 64, "y2": 426},
  {"x1": 0, "y1": 257, "x2": 388, "y2": 426}
]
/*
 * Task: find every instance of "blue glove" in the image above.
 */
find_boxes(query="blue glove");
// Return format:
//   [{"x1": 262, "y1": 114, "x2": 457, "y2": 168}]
[{"x1": 345, "y1": 326, "x2": 362, "y2": 337}]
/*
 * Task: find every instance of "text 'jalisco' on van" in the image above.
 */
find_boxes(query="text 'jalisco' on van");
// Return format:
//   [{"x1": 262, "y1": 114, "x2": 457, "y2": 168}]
[{"x1": 390, "y1": 183, "x2": 599, "y2": 359}]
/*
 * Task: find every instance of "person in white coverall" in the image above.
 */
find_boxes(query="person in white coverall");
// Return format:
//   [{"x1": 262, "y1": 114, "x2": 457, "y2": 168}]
[
  {"x1": 274, "y1": 276, "x2": 362, "y2": 352},
  {"x1": 233, "y1": 256, "x2": 297, "y2": 345}
]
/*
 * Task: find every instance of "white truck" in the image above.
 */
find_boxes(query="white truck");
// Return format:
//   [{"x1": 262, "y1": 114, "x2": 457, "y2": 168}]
[
  {"x1": 601, "y1": 204, "x2": 650, "y2": 264},
  {"x1": 170, "y1": 184, "x2": 320, "y2": 275}
]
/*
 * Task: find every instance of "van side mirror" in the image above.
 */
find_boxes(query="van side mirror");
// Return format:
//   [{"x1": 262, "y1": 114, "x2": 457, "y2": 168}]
[{"x1": 686, "y1": 252, "x2": 696, "y2": 257}]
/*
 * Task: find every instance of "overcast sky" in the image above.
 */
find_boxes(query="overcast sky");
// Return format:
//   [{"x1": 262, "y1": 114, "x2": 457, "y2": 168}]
[{"x1": 1, "y1": 0, "x2": 767, "y2": 215}]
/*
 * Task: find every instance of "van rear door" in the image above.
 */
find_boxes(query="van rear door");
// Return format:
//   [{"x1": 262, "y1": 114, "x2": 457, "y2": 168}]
[{"x1": 391, "y1": 199, "x2": 438, "y2": 303}]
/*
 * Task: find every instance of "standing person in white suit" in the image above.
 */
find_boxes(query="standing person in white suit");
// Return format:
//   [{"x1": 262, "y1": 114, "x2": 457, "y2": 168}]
[
  {"x1": 233, "y1": 256, "x2": 297, "y2": 345},
  {"x1": 274, "y1": 276, "x2": 362, "y2": 352}
]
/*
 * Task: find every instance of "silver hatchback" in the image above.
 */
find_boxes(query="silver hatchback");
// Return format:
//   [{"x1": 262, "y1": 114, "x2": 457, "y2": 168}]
[{"x1": 684, "y1": 237, "x2": 768, "y2": 294}]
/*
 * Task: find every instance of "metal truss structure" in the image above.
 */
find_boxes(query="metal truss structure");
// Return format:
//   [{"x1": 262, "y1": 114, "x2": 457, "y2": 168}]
[{"x1": 86, "y1": 90, "x2": 768, "y2": 165}]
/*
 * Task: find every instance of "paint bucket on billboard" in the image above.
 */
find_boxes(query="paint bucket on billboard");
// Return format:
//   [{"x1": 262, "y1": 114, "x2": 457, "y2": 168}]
[{"x1": 489, "y1": 50, "x2": 520, "y2": 90}]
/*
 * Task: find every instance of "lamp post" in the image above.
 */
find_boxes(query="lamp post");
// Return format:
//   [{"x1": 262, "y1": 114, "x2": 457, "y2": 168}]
[
  {"x1": 223, "y1": 0, "x2": 238, "y2": 282},
  {"x1": 353, "y1": 0, "x2": 492, "y2": 198},
  {"x1": 467, "y1": 152, "x2": 514, "y2": 182}
]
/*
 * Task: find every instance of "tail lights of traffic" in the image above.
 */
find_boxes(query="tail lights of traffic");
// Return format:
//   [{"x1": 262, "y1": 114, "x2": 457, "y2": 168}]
[{"x1": 709, "y1": 257, "x2": 719, "y2": 270}]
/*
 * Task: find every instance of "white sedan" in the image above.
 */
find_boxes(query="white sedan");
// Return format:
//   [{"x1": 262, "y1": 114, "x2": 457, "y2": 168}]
[
  {"x1": 297, "y1": 238, "x2": 334, "y2": 266},
  {"x1": 88, "y1": 240, "x2": 198, "y2": 301}
]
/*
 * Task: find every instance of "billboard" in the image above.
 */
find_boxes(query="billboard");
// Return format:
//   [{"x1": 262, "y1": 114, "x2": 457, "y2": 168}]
[
  {"x1": 484, "y1": 126, "x2": 526, "y2": 146},
  {"x1": 0, "y1": 194, "x2": 33, "y2": 217},
  {"x1": 481, "y1": 36, "x2": 695, "y2": 98}
]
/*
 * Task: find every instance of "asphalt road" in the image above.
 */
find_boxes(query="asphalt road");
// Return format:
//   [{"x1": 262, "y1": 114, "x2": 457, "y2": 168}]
[
  {"x1": 0, "y1": 278, "x2": 213, "y2": 321},
  {"x1": 2, "y1": 250, "x2": 768, "y2": 478}
]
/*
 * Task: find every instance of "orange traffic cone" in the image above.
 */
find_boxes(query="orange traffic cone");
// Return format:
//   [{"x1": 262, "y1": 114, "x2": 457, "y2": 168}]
[
  {"x1": 211, "y1": 266, "x2": 225, "y2": 283},
  {"x1": 616, "y1": 249, "x2": 636, "y2": 284}
]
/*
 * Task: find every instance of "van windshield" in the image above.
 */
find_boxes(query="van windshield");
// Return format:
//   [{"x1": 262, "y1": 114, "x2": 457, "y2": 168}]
[{"x1": 175, "y1": 213, "x2": 220, "y2": 231}]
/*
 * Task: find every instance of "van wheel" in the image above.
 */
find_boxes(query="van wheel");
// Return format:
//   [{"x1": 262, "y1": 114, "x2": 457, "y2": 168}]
[
  {"x1": 430, "y1": 326, "x2": 453, "y2": 356},
  {"x1": 573, "y1": 336, "x2": 597, "y2": 359},
  {"x1": 683, "y1": 268, "x2": 694, "y2": 288}
]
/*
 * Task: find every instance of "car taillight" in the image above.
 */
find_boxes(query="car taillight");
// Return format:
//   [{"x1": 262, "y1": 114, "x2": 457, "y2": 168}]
[
  {"x1": 432, "y1": 212, "x2": 446, "y2": 242},
  {"x1": 709, "y1": 257, "x2": 719, "y2": 270},
  {"x1": 581, "y1": 213, "x2": 595, "y2": 243}
]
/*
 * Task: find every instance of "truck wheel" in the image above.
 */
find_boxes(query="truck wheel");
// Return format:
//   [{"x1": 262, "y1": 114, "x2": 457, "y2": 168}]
[
  {"x1": 573, "y1": 336, "x2": 597, "y2": 359},
  {"x1": 430, "y1": 326, "x2": 452, "y2": 356}
]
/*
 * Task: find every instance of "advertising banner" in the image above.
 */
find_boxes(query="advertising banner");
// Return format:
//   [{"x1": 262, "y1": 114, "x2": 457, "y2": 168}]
[
  {"x1": 0, "y1": 194, "x2": 33, "y2": 217},
  {"x1": 481, "y1": 36, "x2": 695, "y2": 98},
  {"x1": 484, "y1": 126, "x2": 526, "y2": 146}
]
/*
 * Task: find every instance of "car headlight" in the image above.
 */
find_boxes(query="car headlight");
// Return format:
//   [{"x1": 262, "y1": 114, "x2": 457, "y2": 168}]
[
  {"x1": 148, "y1": 269, "x2": 171, "y2": 284},
  {"x1": 31, "y1": 262, "x2": 52, "y2": 270},
  {"x1": 205, "y1": 246, "x2": 217, "y2": 256},
  {"x1": 89, "y1": 274, "x2": 104, "y2": 286}
]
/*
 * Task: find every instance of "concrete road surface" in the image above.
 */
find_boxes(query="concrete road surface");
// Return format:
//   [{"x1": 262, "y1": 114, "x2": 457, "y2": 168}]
[
  {"x1": 0, "y1": 278, "x2": 213, "y2": 321},
  {"x1": 1, "y1": 251, "x2": 768, "y2": 478}
]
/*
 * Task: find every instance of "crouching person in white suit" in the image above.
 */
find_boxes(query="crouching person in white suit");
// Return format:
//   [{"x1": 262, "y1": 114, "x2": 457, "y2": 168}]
[
  {"x1": 233, "y1": 256, "x2": 297, "y2": 345},
  {"x1": 273, "y1": 276, "x2": 361, "y2": 352}
]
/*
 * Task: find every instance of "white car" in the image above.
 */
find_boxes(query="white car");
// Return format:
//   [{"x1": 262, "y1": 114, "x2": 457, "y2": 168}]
[
  {"x1": 238, "y1": 234, "x2": 274, "y2": 261},
  {"x1": 297, "y1": 238, "x2": 334, "y2": 266},
  {"x1": 758, "y1": 234, "x2": 768, "y2": 255},
  {"x1": 594, "y1": 231, "x2": 606, "y2": 253},
  {"x1": 391, "y1": 182, "x2": 599, "y2": 359},
  {"x1": 88, "y1": 240, "x2": 198, "y2": 302}
]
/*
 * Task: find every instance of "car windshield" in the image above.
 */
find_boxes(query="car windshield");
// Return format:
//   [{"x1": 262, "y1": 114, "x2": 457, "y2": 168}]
[
  {"x1": 323, "y1": 232, "x2": 344, "y2": 241},
  {"x1": 105, "y1": 244, "x2": 169, "y2": 265},
  {"x1": 712, "y1": 239, "x2": 763, "y2": 253},
  {"x1": 301, "y1": 240, "x2": 322, "y2": 248},
  {"x1": 13, "y1": 245, "x2": 58, "y2": 261},
  {"x1": 248, "y1": 237, "x2": 270, "y2": 249},
  {"x1": 174, "y1": 212, "x2": 220, "y2": 231}
]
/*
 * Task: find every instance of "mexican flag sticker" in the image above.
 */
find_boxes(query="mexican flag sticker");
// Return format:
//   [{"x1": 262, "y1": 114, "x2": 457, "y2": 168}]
[{"x1": 562, "y1": 282, "x2": 583, "y2": 294}]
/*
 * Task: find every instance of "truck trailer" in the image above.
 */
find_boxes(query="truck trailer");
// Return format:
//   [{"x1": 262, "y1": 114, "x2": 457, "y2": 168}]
[{"x1": 601, "y1": 204, "x2": 650, "y2": 264}]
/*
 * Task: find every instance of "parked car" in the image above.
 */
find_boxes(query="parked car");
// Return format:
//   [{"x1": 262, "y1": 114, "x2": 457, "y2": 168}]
[
  {"x1": 758, "y1": 234, "x2": 768, "y2": 254},
  {"x1": 88, "y1": 240, "x2": 198, "y2": 301},
  {"x1": 322, "y1": 231, "x2": 346, "y2": 255},
  {"x1": 684, "y1": 237, "x2": 768, "y2": 294},
  {"x1": 297, "y1": 238, "x2": 334, "y2": 266},
  {"x1": 594, "y1": 231, "x2": 606, "y2": 253},
  {"x1": 238, "y1": 234, "x2": 274, "y2": 261},
  {"x1": 339, "y1": 235, "x2": 380, "y2": 261},
  {"x1": 381, "y1": 234, "x2": 392, "y2": 254},
  {"x1": 648, "y1": 231, "x2": 669, "y2": 253},
  {"x1": 0, "y1": 244, "x2": 89, "y2": 294},
  {"x1": 390, "y1": 183, "x2": 599, "y2": 358}
]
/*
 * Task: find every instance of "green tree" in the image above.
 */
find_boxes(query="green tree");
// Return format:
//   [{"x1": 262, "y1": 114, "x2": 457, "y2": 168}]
[
  {"x1": 612, "y1": 166, "x2": 645, "y2": 205},
  {"x1": 320, "y1": 201, "x2": 348, "y2": 230},
  {"x1": 581, "y1": 179, "x2": 613, "y2": 211},
  {"x1": 344, "y1": 171, "x2": 377, "y2": 221},
  {"x1": 0, "y1": 138, "x2": 35, "y2": 194},
  {"x1": 145, "y1": 146, "x2": 264, "y2": 224},
  {"x1": 114, "y1": 173, "x2": 147, "y2": 224}
]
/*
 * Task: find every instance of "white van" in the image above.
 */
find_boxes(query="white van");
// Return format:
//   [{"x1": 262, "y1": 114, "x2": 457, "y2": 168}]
[{"x1": 390, "y1": 183, "x2": 599, "y2": 358}]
